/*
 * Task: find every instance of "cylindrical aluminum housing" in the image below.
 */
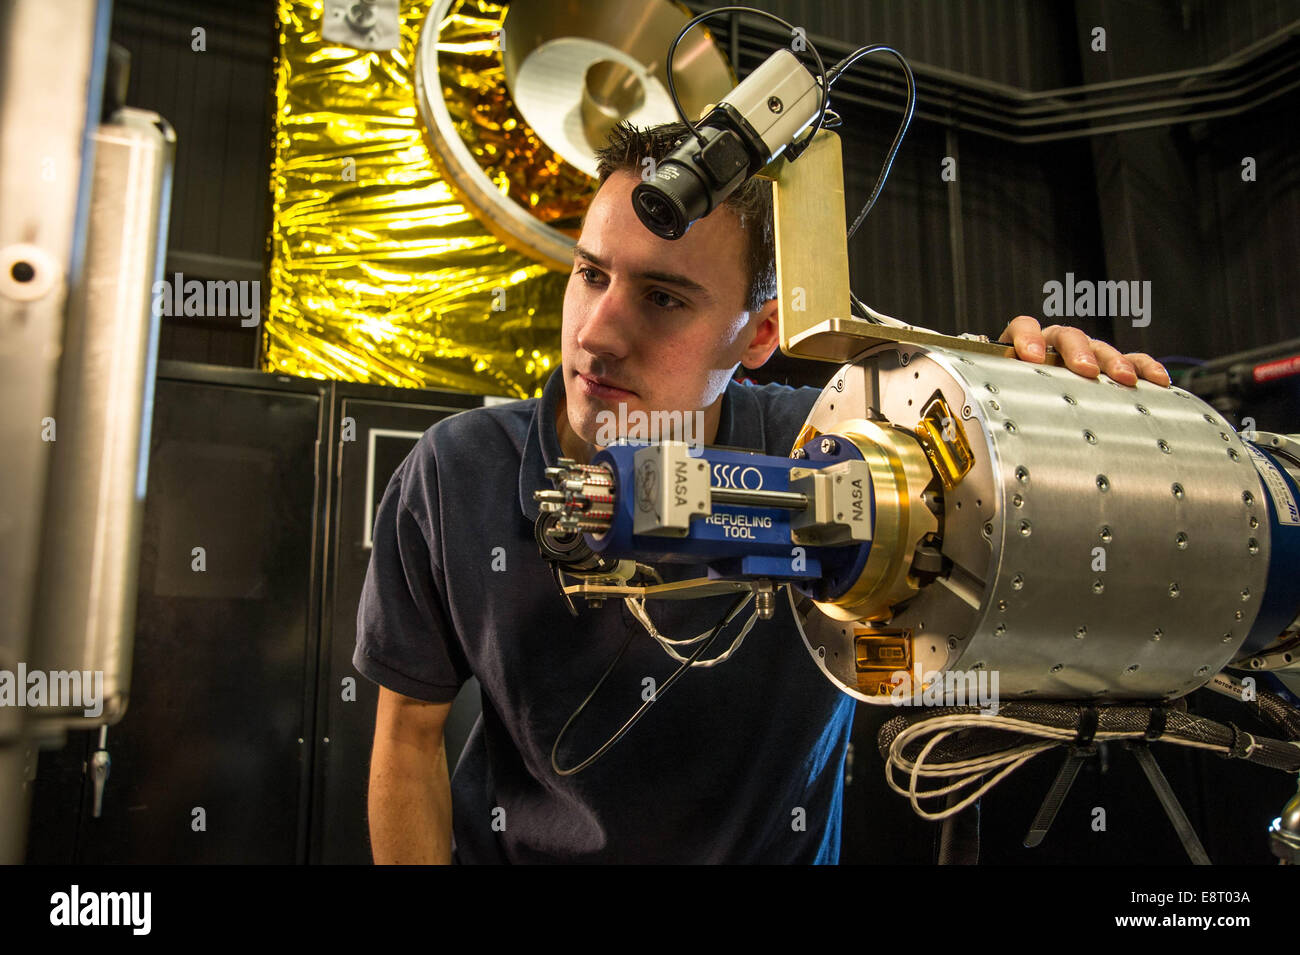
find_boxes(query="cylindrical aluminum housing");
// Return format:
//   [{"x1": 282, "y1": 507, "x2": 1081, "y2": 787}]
[{"x1": 796, "y1": 343, "x2": 1276, "y2": 703}]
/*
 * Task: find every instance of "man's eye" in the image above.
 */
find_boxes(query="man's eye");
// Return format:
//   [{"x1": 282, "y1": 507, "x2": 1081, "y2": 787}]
[
  {"x1": 649, "y1": 290, "x2": 683, "y2": 310},
  {"x1": 577, "y1": 266, "x2": 603, "y2": 284}
]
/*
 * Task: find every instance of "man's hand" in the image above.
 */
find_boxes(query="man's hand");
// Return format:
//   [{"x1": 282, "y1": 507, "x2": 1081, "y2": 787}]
[{"x1": 998, "y1": 316, "x2": 1170, "y2": 387}]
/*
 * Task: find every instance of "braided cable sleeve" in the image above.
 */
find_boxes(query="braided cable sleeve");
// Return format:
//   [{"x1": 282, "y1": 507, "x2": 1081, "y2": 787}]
[{"x1": 878, "y1": 702, "x2": 1300, "y2": 772}]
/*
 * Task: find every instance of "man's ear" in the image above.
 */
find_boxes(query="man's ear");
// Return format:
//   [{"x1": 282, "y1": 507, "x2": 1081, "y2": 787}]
[{"x1": 739, "y1": 298, "x2": 781, "y2": 369}]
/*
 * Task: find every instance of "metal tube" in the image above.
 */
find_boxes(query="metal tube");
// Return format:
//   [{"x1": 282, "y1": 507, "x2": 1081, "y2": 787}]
[{"x1": 711, "y1": 487, "x2": 808, "y2": 509}]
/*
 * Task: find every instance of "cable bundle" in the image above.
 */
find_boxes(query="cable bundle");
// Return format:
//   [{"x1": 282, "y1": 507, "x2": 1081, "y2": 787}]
[{"x1": 878, "y1": 700, "x2": 1300, "y2": 820}]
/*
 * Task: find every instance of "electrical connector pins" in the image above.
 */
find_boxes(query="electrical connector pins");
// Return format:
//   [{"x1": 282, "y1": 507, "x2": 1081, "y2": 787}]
[{"x1": 536, "y1": 458, "x2": 616, "y2": 536}]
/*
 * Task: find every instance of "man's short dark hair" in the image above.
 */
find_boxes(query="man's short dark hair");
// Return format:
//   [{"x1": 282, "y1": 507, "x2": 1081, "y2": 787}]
[{"x1": 593, "y1": 121, "x2": 777, "y2": 313}]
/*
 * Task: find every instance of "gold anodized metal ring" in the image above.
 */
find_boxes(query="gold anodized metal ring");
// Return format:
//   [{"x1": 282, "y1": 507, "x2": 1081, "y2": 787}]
[{"x1": 800, "y1": 418, "x2": 938, "y2": 622}]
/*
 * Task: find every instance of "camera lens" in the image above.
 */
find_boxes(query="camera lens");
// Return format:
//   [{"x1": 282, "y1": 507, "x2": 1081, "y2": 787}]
[
  {"x1": 637, "y1": 193, "x2": 671, "y2": 227},
  {"x1": 633, "y1": 183, "x2": 689, "y2": 239}
]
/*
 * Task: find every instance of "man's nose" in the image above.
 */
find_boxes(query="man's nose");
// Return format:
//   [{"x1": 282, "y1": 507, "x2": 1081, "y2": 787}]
[{"x1": 576, "y1": 280, "x2": 635, "y2": 360}]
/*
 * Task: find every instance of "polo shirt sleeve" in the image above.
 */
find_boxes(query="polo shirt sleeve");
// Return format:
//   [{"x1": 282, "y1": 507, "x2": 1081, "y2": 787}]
[{"x1": 353, "y1": 445, "x2": 471, "y2": 703}]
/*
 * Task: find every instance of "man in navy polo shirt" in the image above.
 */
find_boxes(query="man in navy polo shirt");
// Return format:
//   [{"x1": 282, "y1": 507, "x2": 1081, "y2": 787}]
[{"x1": 354, "y1": 121, "x2": 1170, "y2": 864}]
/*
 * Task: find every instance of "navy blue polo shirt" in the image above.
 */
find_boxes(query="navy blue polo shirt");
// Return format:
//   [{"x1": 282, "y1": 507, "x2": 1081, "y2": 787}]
[{"x1": 354, "y1": 368, "x2": 856, "y2": 863}]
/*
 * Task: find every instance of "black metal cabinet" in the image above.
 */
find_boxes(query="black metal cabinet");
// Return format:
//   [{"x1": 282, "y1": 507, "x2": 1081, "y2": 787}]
[{"x1": 310, "y1": 388, "x2": 481, "y2": 864}]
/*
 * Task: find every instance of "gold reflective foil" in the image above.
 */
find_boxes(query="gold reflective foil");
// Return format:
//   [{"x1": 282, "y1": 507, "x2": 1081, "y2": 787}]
[
  {"x1": 435, "y1": 0, "x2": 595, "y2": 233},
  {"x1": 264, "y1": 0, "x2": 572, "y2": 396}
]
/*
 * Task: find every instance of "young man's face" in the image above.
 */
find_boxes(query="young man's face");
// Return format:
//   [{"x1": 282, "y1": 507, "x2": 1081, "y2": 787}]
[{"x1": 558, "y1": 170, "x2": 779, "y2": 454}]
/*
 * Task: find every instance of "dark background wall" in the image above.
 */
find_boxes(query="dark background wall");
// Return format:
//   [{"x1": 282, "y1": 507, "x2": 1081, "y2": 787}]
[
  {"x1": 1071, "y1": 0, "x2": 1300, "y2": 362},
  {"x1": 111, "y1": 0, "x2": 275, "y2": 367},
  {"x1": 110, "y1": 0, "x2": 1300, "y2": 385}
]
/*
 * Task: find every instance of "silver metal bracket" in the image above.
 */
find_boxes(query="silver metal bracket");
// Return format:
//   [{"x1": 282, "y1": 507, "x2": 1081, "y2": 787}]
[
  {"x1": 788, "y1": 459, "x2": 873, "y2": 545},
  {"x1": 632, "y1": 442, "x2": 711, "y2": 537}
]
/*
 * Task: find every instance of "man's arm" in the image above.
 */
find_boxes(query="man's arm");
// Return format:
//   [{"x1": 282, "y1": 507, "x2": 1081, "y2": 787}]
[{"x1": 368, "y1": 686, "x2": 454, "y2": 864}]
